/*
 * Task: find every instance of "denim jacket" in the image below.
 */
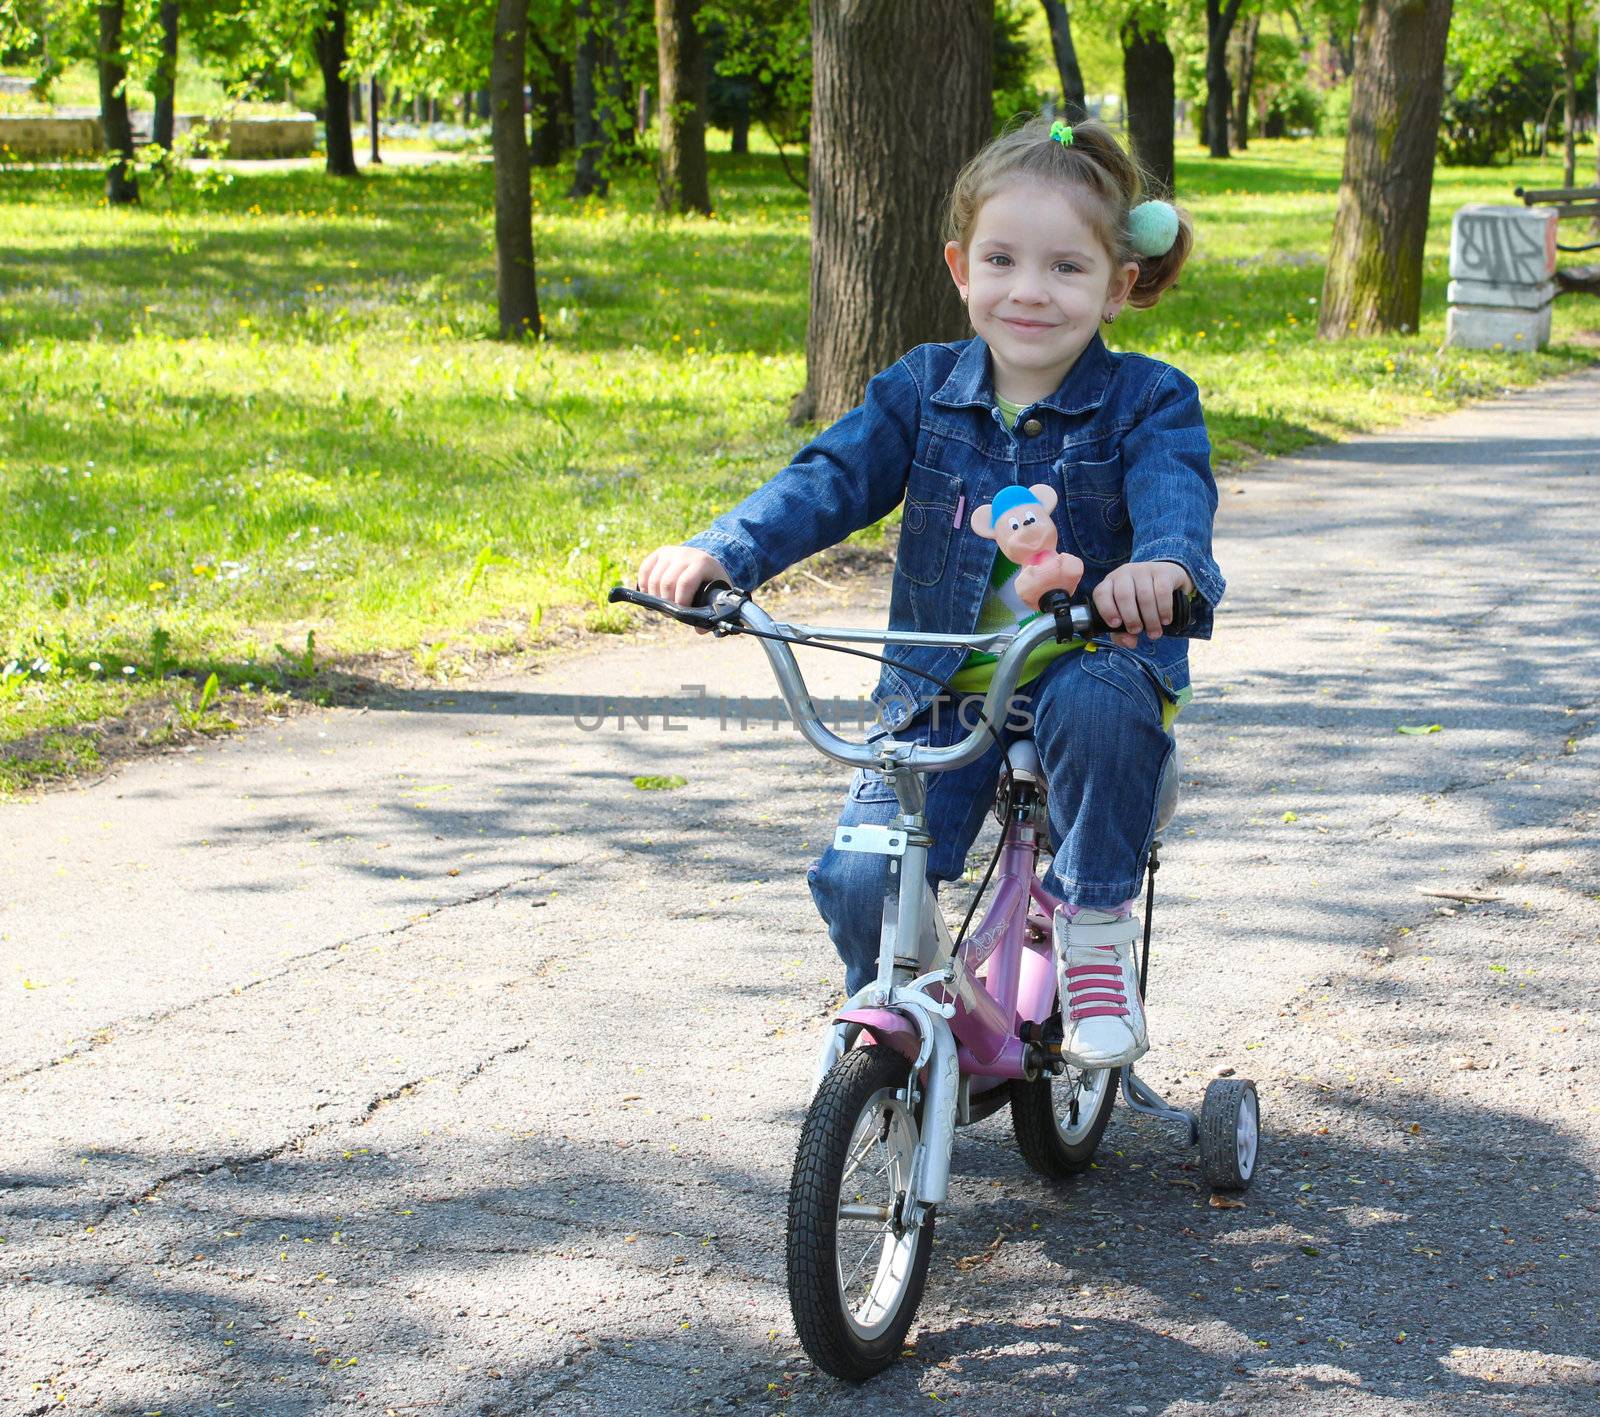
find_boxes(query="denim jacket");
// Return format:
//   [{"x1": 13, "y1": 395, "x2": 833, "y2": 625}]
[{"x1": 686, "y1": 333, "x2": 1224, "y2": 731}]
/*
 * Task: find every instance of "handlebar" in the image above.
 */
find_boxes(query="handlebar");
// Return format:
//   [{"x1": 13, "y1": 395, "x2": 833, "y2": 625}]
[{"x1": 606, "y1": 580, "x2": 1191, "y2": 773}]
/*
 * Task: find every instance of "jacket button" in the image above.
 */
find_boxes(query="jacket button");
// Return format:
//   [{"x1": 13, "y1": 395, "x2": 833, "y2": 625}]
[{"x1": 1021, "y1": 417, "x2": 1043, "y2": 436}]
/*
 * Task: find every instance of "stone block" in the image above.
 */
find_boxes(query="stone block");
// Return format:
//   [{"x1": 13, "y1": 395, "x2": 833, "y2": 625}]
[
  {"x1": 177, "y1": 113, "x2": 316, "y2": 159},
  {"x1": 1449, "y1": 205, "x2": 1557, "y2": 284},
  {"x1": 0, "y1": 113, "x2": 103, "y2": 157},
  {"x1": 1445, "y1": 302, "x2": 1551, "y2": 352},
  {"x1": 1446, "y1": 277, "x2": 1556, "y2": 311}
]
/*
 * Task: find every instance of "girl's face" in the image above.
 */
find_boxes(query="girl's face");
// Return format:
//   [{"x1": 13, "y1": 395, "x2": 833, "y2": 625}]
[{"x1": 944, "y1": 181, "x2": 1138, "y2": 402}]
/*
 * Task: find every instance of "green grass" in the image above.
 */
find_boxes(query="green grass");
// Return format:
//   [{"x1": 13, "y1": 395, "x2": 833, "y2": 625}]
[{"x1": 2, "y1": 133, "x2": 1598, "y2": 791}]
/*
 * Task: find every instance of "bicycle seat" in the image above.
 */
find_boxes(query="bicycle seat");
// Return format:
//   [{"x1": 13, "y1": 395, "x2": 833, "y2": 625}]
[{"x1": 1005, "y1": 736, "x2": 1182, "y2": 833}]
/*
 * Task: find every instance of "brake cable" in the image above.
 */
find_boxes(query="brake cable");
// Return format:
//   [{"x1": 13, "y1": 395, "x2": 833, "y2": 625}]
[{"x1": 691, "y1": 616, "x2": 1024, "y2": 952}]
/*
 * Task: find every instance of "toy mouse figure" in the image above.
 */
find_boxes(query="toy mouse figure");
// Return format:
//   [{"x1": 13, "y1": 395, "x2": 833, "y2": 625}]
[{"x1": 970, "y1": 484, "x2": 1085, "y2": 611}]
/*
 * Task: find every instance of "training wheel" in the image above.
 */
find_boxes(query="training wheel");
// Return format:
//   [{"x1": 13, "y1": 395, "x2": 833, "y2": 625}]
[{"x1": 1199, "y1": 1078, "x2": 1259, "y2": 1190}]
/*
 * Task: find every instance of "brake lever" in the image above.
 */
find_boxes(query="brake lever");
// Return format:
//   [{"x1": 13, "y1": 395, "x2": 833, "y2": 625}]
[{"x1": 607, "y1": 581, "x2": 745, "y2": 632}]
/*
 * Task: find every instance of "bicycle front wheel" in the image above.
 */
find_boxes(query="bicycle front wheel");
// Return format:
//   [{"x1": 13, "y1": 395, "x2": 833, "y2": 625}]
[{"x1": 786, "y1": 1044, "x2": 935, "y2": 1381}]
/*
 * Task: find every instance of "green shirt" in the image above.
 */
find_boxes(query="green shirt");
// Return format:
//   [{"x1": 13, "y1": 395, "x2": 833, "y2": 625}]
[
  {"x1": 948, "y1": 395, "x2": 1082, "y2": 695},
  {"x1": 947, "y1": 395, "x2": 1182, "y2": 731}
]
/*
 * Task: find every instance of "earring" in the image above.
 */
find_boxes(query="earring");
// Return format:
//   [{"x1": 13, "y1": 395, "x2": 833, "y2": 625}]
[{"x1": 1102, "y1": 310, "x2": 1118, "y2": 324}]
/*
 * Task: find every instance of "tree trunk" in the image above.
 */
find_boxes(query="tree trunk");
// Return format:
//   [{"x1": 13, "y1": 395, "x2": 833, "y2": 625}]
[
  {"x1": 1317, "y1": 0, "x2": 1453, "y2": 339},
  {"x1": 529, "y1": 35, "x2": 565, "y2": 165},
  {"x1": 656, "y1": 0, "x2": 711, "y2": 213},
  {"x1": 571, "y1": 0, "x2": 607, "y2": 195},
  {"x1": 730, "y1": 95, "x2": 749, "y2": 153},
  {"x1": 1559, "y1": 0, "x2": 1578, "y2": 189},
  {"x1": 1039, "y1": 0, "x2": 1086, "y2": 118},
  {"x1": 796, "y1": 0, "x2": 991, "y2": 426},
  {"x1": 1122, "y1": 18, "x2": 1175, "y2": 196},
  {"x1": 1234, "y1": 10, "x2": 1260, "y2": 149},
  {"x1": 314, "y1": 0, "x2": 360, "y2": 176},
  {"x1": 368, "y1": 78, "x2": 382, "y2": 163},
  {"x1": 604, "y1": 0, "x2": 633, "y2": 148},
  {"x1": 151, "y1": 0, "x2": 178, "y2": 149},
  {"x1": 97, "y1": 0, "x2": 138, "y2": 204},
  {"x1": 492, "y1": 0, "x2": 541, "y2": 339},
  {"x1": 1204, "y1": 0, "x2": 1244, "y2": 156},
  {"x1": 636, "y1": 82, "x2": 650, "y2": 134}
]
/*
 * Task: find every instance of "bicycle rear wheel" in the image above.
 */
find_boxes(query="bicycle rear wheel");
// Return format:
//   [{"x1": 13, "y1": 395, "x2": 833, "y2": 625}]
[
  {"x1": 1009, "y1": 1062, "x2": 1118, "y2": 1177},
  {"x1": 786, "y1": 1045, "x2": 935, "y2": 1381}
]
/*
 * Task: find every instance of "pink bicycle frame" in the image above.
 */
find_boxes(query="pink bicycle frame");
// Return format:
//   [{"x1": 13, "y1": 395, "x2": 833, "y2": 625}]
[{"x1": 838, "y1": 805, "x2": 1063, "y2": 1084}]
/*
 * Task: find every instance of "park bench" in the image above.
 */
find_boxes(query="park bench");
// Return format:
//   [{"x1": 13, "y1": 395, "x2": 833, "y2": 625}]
[{"x1": 1514, "y1": 183, "x2": 1600, "y2": 295}]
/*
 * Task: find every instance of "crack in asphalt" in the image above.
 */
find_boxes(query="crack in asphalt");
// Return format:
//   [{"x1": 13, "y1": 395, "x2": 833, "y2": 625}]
[
  {"x1": 0, "y1": 855, "x2": 606, "y2": 1090},
  {"x1": 76, "y1": 1037, "x2": 543, "y2": 1229}
]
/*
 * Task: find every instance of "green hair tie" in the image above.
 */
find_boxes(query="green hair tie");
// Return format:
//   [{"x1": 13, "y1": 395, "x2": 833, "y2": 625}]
[
  {"x1": 1049, "y1": 119, "x2": 1074, "y2": 147},
  {"x1": 1127, "y1": 199, "x2": 1179, "y2": 257}
]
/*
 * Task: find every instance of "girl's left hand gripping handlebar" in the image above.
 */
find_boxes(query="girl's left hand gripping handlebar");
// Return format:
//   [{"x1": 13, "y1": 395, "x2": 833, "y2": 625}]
[{"x1": 608, "y1": 580, "x2": 745, "y2": 632}]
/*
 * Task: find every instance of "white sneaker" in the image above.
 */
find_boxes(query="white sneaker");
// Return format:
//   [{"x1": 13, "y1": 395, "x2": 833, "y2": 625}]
[{"x1": 1052, "y1": 906, "x2": 1149, "y2": 1070}]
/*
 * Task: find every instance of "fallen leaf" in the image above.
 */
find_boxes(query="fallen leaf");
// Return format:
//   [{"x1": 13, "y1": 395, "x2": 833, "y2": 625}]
[
  {"x1": 1209, "y1": 1194, "x2": 1245, "y2": 1210},
  {"x1": 1396, "y1": 724, "x2": 1442, "y2": 735}
]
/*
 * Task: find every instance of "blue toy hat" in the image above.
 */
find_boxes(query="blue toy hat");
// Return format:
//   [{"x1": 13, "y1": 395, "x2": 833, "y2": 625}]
[{"x1": 988, "y1": 485, "x2": 1040, "y2": 519}]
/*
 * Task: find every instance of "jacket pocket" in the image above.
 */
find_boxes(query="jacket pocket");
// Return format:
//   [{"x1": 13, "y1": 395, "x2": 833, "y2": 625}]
[
  {"x1": 898, "y1": 463, "x2": 962, "y2": 586},
  {"x1": 1061, "y1": 450, "x2": 1131, "y2": 567}
]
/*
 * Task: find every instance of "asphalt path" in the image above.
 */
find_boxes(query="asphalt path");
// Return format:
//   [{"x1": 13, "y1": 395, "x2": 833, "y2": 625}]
[{"x1": 3, "y1": 369, "x2": 1598, "y2": 1416}]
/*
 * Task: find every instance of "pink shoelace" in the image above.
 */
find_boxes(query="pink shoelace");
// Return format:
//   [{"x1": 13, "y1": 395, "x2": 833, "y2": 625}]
[{"x1": 1065, "y1": 944, "x2": 1129, "y2": 1021}]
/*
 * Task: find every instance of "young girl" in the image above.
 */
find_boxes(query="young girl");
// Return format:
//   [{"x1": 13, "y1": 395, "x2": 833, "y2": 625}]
[{"x1": 635, "y1": 117, "x2": 1223, "y2": 1072}]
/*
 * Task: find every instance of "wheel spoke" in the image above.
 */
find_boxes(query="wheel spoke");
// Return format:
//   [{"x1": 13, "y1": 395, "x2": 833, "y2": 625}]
[{"x1": 840, "y1": 1223, "x2": 892, "y2": 1296}]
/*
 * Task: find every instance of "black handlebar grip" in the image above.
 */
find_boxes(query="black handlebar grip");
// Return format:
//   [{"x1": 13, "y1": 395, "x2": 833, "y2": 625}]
[
  {"x1": 1166, "y1": 589, "x2": 1191, "y2": 636},
  {"x1": 1040, "y1": 588, "x2": 1193, "y2": 642},
  {"x1": 693, "y1": 579, "x2": 733, "y2": 608}
]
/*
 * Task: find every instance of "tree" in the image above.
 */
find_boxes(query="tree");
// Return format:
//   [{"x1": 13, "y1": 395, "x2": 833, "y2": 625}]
[
  {"x1": 1540, "y1": 0, "x2": 1588, "y2": 187},
  {"x1": 1318, "y1": 0, "x2": 1454, "y2": 338},
  {"x1": 795, "y1": 0, "x2": 992, "y2": 425},
  {"x1": 98, "y1": 0, "x2": 138, "y2": 204},
  {"x1": 528, "y1": 27, "x2": 572, "y2": 166},
  {"x1": 571, "y1": 0, "x2": 606, "y2": 193},
  {"x1": 1040, "y1": 0, "x2": 1087, "y2": 115},
  {"x1": 1233, "y1": 7, "x2": 1259, "y2": 147},
  {"x1": 1445, "y1": 0, "x2": 1596, "y2": 172},
  {"x1": 1203, "y1": 0, "x2": 1245, "y2": 155},
  {"x1": 151, "y1": 0, "x2": 179, "y2": 149},
  {"x1": 1123, "y1": 11, "x2": 1175, "y2": 193},
  {"x1": 569, "y1": 0, "x2": 640, "y2": 196},
  {"x1": 703, "y1": 0, "x2": 810, "y2": 176},
  {"x1": 656, "y1": 0, "x2": 711, "y2": 212},
  {"x1": 313, "y1": 0, "x2": 360, "y2": 175},
  {"x1": 492, "y1": 0, "x2": 542, "y2": 337}
]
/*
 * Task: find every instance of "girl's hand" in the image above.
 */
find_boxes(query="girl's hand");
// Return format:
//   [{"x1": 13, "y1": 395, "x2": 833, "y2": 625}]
[
  {"x1": 1092, "y1": 561, "x2": 1194, "y2": 649},
  {"x1": 636, "y1": 545, "x2": 733, "y2": 634}
]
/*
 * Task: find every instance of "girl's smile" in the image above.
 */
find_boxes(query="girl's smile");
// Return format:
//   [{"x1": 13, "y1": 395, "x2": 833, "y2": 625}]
[{"x1": 944, "y1": 182, "x2": 1137, "y2": 405}]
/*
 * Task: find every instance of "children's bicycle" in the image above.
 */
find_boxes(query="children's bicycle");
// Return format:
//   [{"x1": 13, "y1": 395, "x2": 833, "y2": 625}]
[{"x1": 609, "y1": 580, "x2": 1259, "y2": 1381}]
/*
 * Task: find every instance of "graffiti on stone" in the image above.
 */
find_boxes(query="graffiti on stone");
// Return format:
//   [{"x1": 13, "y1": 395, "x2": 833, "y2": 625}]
[{"x1": 1453, "y1": 210, "x2": 1555, "y2": 285}]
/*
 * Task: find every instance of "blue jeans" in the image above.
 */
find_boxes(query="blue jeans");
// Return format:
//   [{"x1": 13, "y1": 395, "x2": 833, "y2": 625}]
[{"x1": 806, "y1": 647, "x2": 1176, "y2": 995}]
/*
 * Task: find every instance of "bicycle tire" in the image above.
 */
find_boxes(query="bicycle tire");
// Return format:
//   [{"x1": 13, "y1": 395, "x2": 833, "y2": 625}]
[
  {"x1": 786, "y1": 1045, "x2": 935, "y2": 1381},
  {"x1": 1009, "y1": 1063, "x2": 1119, "y2": 1178}
]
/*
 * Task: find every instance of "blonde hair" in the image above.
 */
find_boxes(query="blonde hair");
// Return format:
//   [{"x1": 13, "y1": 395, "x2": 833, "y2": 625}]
[{"x1": 945, "y1": 115, "x2": 1192, "y2": 310}]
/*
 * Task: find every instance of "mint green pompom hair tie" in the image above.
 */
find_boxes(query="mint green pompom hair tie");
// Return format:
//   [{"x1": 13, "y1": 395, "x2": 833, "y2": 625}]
[
  {"x1": 1127, "y1": 199, "x2": 1180, "y2": 257},
  {"x1": 1049, "y1": 119, "x2": 1074, "y2": 146}
]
